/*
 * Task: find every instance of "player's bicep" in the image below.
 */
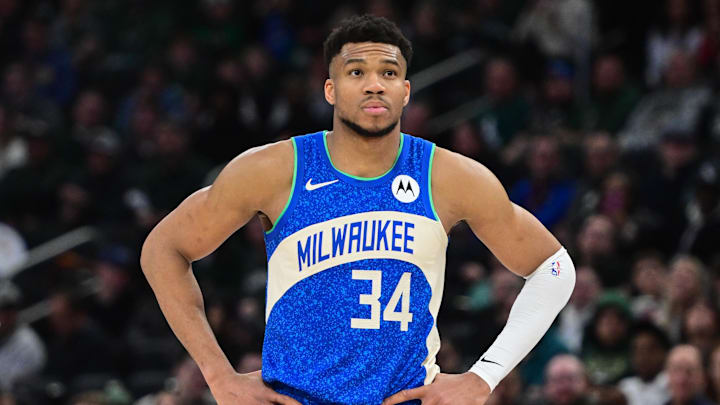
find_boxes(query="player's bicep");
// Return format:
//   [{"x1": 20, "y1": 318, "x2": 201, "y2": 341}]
[
  {"x1": 470, "y1": 202, "x2": 561, "y2": 276},
  {"x1": 152, "y1": 181, "x2": 255, "y2": 263},
  {"x1": 148, "y1": 142, "x2": 291, "y2": 263},
  {"x1": 450, "y1": 155, "x2": 560, "y2": 275}
]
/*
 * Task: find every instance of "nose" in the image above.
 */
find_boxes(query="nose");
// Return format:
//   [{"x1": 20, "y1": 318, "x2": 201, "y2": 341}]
[{"x1": 363, "y1": 72, "x2": 385, "y2": 95}]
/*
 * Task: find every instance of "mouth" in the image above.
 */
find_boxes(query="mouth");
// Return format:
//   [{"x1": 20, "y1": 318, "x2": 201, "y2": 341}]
[{"x1": 361, "y1": 102, "x2": 388, "y2": 116}]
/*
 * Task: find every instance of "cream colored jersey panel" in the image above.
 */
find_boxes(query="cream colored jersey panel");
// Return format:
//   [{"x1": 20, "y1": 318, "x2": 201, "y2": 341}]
[{"x1": 266, "y1": 211, "x2": 447, "y2": 321}]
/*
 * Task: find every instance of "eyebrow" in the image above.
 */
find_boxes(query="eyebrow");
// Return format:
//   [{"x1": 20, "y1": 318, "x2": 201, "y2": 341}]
[
  {"x1": 344, "y1": 58, "x2": 366, "y2": 66},
  {"x1": 382, "y1": 58, "x2": 401, "y2": 67}
]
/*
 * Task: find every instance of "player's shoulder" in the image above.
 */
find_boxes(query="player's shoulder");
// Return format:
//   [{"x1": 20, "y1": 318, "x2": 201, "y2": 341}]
[
  {"x1": 211, "y1": 139, "x2": 294, "y2": 204},
  {"x1": 430, "y1": 146, "x2": 507, "y2": 219},
  {"x1": 431, "y1": 146, "x2": 495, "y2": 184},
  {"x1": 231, "y1": 138, "x2": 294, "y2": 168},
  {"x1": 221, "y1": 139, "x2": 294, "y2": 181}
]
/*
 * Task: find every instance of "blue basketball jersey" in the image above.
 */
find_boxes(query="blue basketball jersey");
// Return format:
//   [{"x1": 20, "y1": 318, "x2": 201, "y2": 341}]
[{"x1": 262, "y1": 131, "x2": 448, "y2": 404}]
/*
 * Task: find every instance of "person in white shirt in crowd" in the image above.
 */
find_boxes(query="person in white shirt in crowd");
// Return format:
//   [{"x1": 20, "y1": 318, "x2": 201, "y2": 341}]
[
  {"x1": 558, "y1": 266, "x2": 601, "y2": 353},
  {"x1": 618, "y1": 321, "x2": 671, "y2": 405},
  {"x1": 0, "y1": 281, "x2": 46, "y2": 391}
]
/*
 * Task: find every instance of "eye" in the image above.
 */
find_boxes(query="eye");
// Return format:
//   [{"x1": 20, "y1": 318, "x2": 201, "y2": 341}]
[
  {"x1": 349, "y1": 69, "x2": 362, "y2": 77},
  {"x1": 384, "y1": 70, "x2": 397, "y2": 77}
]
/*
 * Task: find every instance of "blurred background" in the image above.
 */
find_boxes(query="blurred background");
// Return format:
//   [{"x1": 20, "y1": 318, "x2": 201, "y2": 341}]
[{"x1": 1, "y1": 0, "x2": 720, "y2": 404}]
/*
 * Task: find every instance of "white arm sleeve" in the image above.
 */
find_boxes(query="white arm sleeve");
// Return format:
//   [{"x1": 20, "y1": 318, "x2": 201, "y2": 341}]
[{"x1": 468, "y1": 247, "x2": 576, "y2": 391}]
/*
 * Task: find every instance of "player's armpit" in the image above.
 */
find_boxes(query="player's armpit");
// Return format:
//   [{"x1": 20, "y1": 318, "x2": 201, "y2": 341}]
[{"x1": 431, "y1": 147, "x2": 560, "y2": 276}]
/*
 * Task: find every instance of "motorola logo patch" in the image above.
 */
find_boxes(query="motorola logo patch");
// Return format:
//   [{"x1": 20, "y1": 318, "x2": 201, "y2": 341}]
[{"x1": 391, "y1": 175, "x2": 420, "y2": 203}]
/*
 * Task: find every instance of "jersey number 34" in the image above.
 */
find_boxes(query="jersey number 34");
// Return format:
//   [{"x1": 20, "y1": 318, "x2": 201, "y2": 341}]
[{"x1": 350, "y1": 270, "x2": 413, "y2": 331}]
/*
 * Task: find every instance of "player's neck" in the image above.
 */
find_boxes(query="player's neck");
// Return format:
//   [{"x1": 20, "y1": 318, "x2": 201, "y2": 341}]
[{"x1": 325, "y1": 126, "x2": 402, "y2": 179}]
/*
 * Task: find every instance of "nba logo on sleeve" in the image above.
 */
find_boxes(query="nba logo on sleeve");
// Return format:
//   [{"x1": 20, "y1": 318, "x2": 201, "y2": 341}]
[
  {"x1": 392, "y1": 175, "x2": 420, "y2": 203},
  {"x1": 551, "y1": 261, "x2": 561, "y2": 276}
]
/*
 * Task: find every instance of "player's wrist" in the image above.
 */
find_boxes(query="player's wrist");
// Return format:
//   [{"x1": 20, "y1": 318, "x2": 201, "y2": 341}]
[
  {"x1": 463, "y1": 371, "x2": 492, "y2": 394},
  {"x1": 201, "y1": 361, "x2": 237, "y2": 385},
  {"x1": 467, "y1": 366, "x2": 497, "y2": 392}
]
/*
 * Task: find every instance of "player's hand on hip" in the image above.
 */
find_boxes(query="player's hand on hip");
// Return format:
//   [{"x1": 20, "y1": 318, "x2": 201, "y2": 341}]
[
  {"x1": 207, "y1": 370, "x2": 302, "y2": 405},
  {"x1": 381, "y1": 372, "x2": 491, "y2": 405}
]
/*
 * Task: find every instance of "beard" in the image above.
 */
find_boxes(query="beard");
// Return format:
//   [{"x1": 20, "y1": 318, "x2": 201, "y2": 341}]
[{"x1": 340, "y1": 116, "x2": 398, "y2": 138}]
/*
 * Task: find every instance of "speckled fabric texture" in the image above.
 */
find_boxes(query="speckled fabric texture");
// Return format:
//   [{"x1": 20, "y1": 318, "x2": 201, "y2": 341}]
[{"x1": 262, "y1": 131, "x2": 445, "y2": 404}]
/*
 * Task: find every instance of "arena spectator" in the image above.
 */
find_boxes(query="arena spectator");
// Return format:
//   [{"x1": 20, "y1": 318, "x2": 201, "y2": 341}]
[
  {"x1": 165, "y1": 34, "x2": 204, "y2": 91},
  {"x1": 665, "y1": 345, "x2": 714, "y2": 405},
  {"x1": 576, "y1": 54, "x2": 642, "y2": 134},
  {"x1": 49, "y1": 0, "x2": 104, "y2": 53},
  {"x1": 528, "y1": 354, "x2": 592, "y2": 405},
  {"x1": 512, "y1": 0, "x2": 596, "y2": 60},
  {"x1": 708, "y1": 345, "x2": 720, "y2": 404},
  {"x1": 57, "y1": 132, "x2": 131, "y2": 229},
  {"x1": 21, "y1": 17, "x2": 77, "y2": 105},
  {"x1": 127, "y1": 121, "x2": 211, "y2": 226},
  {"x1": 619, "y1": 51, "x2": 711, "y2": 151},
  {"x1": 574, "y1": 215, "x2": 626, "y2": 287},
  {"x1": 0, "y1": 119, "x2": 67, "y2": 244},
  {"x1": 135, "y1": 356, "x2": 212, "y2": 405},
  {"x1": 529, "y1": 59, "x2": 577, "y2": 133},
  {"x1": 566, "y1": 133, "x2": 620, "y2": 229},
  {"x1": 1, "y1": 62, "x2": 63, "y2": 133},
  {"x1": 87, "y1": 245, "x2": 138, "y2": 337},
  {"x1": 69, "y1": 89, "x2": 115, "y2": 148},
  {"x1": 581, "y1": 292, "x2": 633, "y2": 385},
  {"x1": 37, "y1": 288, "x2": 116, "y2": 390},
  {"x1": 618, "y1": 321, "x2": 671, "y2": 405},
  {"x1": 646, "y1": 0, "x2": 704, "y2": 87},
  {"x1": 0, "y1": 221, "x2": 26, "y2": 279},
  {"x1": 659, "y1": 255, "x2": 708, "y2": 341},
  {"x1": 558, "y1": 266, "x2": 602, "y2": 353},
  {"x1": 475, "y1": 57, "x2": 531, "y2": 149},
  {"x1": 509, "y1": 135, "x2": 576, "y2": 230},
  {"x1": 0, "y1": 281, "x2": 45, "y2": 391},
  {"x1": 678, "y1": 160, "x2": 720, "y2": 266},
  {"x1": 192, "y1": 0, "x2": 245, "y2": 55},
  {"x1": 697, "y1": 0, "x2": 720, "y2": 74},
  {"x1": 630, "y1": 251, "x2": 669, "y2": 322},
  {"x1": 0, "y1": 104, "x2": 27, "y2": 180},
  {"x1": 681, "y1": 301, "x2": 720, "y2": 358}
]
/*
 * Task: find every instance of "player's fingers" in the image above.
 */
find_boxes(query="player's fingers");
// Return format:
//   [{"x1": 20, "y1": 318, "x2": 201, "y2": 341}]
[
  {"x1": 267, "y1": 391, "x2": 302, "y2": 405},
  {"x1": 381, "y1": 385, "x2": 429, "y2": 405}
]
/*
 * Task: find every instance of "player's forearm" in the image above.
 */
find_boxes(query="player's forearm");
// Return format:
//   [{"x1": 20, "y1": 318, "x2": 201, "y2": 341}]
[
  {"x1": 469, "y1": 247, "x2": 576, "y2": 390},
  {"x1": 140, "y1": 232, "x2": 235, "y2": 382}
]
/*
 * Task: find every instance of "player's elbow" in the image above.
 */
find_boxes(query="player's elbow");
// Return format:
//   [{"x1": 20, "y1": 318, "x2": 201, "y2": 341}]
[
  {"x1": 139, "y1": 227, "x2": 161, "y2": 277},
  {"x1": 555, "y1": 249, "x2": 576, "y2": 306},
  {"x1": 139, "y1": 222, "x2": 186, "y2": 279},
  {"x1": 526, "y1": 247, "x2": 576, "y2": 311}
]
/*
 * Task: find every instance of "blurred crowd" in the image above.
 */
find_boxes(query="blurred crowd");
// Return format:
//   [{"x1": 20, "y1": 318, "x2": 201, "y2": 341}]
[{"x1": 1, "y1": 0, "x2": 720, "y2": 404}]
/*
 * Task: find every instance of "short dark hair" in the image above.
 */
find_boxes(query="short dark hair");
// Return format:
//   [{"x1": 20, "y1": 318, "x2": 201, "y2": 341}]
[
  {"x1": 323, "y1": 14, "x2": 412, "y2": 70},
  {"x1": 631, "y1": 320, "x2": 671, "y2": 351}
]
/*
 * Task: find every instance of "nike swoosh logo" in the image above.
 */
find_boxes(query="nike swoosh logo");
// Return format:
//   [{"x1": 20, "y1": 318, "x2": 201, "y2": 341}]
[
  {"x1": 480, "y1": 358, "x2": 502, "y2": 366},
  {"x1": 305, "y1": 178, "x2": 339, "y2": 191}
]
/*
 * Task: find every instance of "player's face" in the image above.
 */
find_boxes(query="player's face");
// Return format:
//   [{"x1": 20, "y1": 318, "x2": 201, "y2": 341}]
[{"x1": 325, "y1": 42, "x2": 410, "y2": 138}]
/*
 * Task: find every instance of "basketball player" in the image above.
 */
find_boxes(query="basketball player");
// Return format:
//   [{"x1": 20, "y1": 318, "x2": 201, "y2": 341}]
[{"x1": 140, "y1": 15, "x2": 576, "y2": 405}]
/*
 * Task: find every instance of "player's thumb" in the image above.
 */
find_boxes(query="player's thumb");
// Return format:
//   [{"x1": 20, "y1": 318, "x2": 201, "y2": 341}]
[
  {"x1": 268, "y1": 391, "x2": 302, "y2": 405},
  {"x1": 381, "y1": 385, "x2": 428, "y2": 405}
]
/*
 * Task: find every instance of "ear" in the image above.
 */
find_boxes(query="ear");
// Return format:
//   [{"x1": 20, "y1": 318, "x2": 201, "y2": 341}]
[
  {"x1": 403, "y1": 79, "x2": 411, "y2": 107},
  {"x1": 324, "y1": 78, "x2": 335, "y2": 106}
]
